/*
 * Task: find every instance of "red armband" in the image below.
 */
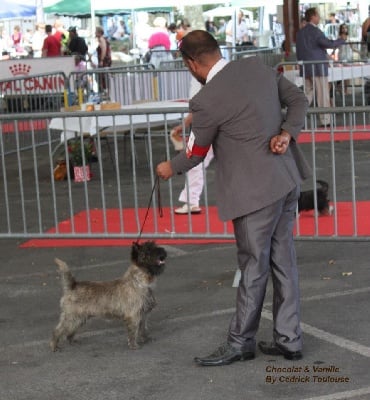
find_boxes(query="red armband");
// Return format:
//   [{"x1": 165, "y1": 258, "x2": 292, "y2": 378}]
[{"x1": 186, "y1": 143, "x2": 210, "y2": 159}]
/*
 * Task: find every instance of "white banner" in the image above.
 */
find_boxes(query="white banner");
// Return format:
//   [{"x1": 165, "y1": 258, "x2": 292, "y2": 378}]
[{"x1": 0, "y1": 56, "x2": 75, "y2": 95}]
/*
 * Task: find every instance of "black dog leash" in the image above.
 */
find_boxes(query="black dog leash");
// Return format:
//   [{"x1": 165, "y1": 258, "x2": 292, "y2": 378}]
[{"x1": 136, "y1": 175, "x2": 163, "y2": 243}]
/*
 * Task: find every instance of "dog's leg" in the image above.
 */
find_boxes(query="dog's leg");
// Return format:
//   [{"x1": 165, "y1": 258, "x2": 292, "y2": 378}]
[
  {"x1": 50, "y1": 313, "x2": 85, "y2": 351},
  {"x1": 138, "y1": 312, "x2": 151, "y2": 344},
  {"x1": 124, "y1": 315, "x2": 141, "y2": 350},
  {"x1": 138, "y1": 292, "x2": 156, "y2": 343}
]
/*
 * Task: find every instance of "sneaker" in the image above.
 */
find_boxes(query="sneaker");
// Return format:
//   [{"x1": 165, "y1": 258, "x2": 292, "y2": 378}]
[
  {"x1": 170, "y1": 129, "x2": 185, "y2": 151},
  {"x1": 174, "y1": 204, "x2": 201, "y2": 215}
]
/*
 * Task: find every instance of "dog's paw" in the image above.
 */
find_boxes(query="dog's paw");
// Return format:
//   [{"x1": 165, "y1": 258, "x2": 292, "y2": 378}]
[
  {"x1": 49, "y1": 342, "x2": 60, "y2": 352},
  {"x1": 127, "y1": 341, "x2": 141, "y2": 350}
]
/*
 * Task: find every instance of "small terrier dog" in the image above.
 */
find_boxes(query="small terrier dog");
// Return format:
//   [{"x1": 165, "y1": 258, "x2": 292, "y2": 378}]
[
  {"x1": 50, "y1": 241, "x2": 167, "y2": 351},
  {"x1": 298, "y1": 180, "x2": 331, "y2": 216}
]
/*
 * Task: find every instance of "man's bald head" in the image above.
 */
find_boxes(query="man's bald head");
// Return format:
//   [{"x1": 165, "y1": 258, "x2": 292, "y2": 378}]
[{"x1": 179, "y1": 30, "x2": 221, "y2": 64}]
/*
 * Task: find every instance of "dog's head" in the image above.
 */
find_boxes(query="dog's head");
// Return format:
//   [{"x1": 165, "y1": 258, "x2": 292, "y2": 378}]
[{"x1": 131, "y1": 241, "x2": 167, "y2": 276}]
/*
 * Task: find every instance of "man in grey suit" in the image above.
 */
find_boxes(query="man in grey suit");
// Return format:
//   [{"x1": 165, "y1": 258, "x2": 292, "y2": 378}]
[
  {"x1": 156, "y1": 30, "x2": 311, "y2": 366},
  {"x1": 296, "y1": 7, "x2": 345, "y2": 127}
]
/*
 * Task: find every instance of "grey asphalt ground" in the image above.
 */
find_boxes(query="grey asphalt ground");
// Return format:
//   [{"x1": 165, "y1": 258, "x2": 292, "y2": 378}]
[
  {"x1": 1, "y1": 89, "x2": 370, "y2": 399},
  {"x1": 1, "y1": 238, "x2": 370, "y2": 400}
]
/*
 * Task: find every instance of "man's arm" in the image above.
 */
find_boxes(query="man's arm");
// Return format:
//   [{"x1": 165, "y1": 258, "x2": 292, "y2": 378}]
[
  {"x1": 317, "y1": 32, "x2": 345, "y2": 50},
  {"x1": 99, "y1": 37, "x2": 107, "y2": 66},
  {"x1": 277, "y1": 73, "x2": 309, "y2": 142},
  {"x1": 41, "y1": 39, "x2": 47, "y2": 57}
]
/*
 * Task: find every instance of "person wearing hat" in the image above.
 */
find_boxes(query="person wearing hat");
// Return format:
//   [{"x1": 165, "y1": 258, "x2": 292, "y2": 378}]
[
  {"x1": 67, "y1": 26, "x2": 88, "y2": 59},
  {"x1": 147, "y1": 16, "x2": 173, "y2": 68}
]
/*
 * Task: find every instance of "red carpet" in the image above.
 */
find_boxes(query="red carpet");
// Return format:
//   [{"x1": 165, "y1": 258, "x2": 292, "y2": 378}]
[
  {"x1": 2, "y1": 120, "x2": 47, "y2": 133},
  {"x1": 20, "y1": 202, "x2": 370, "y2": 248},
  {"x1": 297, "y1": 130, "x2": 370, "y2": 143}
]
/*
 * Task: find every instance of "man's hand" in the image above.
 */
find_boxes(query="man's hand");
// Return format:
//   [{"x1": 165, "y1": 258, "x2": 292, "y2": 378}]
[
  {"x1": 156, "y1": 161, "x2": 174, "y2": 180},
  {"x1": 270, "y1": 130, "x2": 291, "y2": 154}
]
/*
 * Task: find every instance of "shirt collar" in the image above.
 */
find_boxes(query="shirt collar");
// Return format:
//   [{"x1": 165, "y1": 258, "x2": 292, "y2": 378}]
[{"x1": 206, "y1": 58, "x2": 228, "y2": 84}]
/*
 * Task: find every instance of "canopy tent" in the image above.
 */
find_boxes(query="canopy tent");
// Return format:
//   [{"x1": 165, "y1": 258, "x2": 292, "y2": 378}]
[
  {"x1": 44, "y1": 0, "x2": 228, "y2": 16},
  {"x1": 43, "y1": 0, "x2": 91, "y2": 16},
  {"x1": 0, "y1": 0, "x2": 36, "y2": 19},
  {"x1": 203, "y1": 6, "x2": 253, "y2": 20},
  {"x1": 43, "y1": 0, "x2": 174, "y2": 17},
  {"x1": 43, "y1": 0, "x2": 132, "y2": 16},
  {"x1": 95, "y1": 0, "x2": 173, "y2": 14},
  {"x1": 231, "y1": 0, "x2": 283, "y2": 5}
]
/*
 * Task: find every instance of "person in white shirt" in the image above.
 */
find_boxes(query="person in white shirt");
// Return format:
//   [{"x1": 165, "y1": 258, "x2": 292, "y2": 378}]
[
  {"x1": 113, "y1": 20, "x2": 128, "y2": 40},
  {"x1": 225, "y1": 10, "x2": 249, "y2": 47}
]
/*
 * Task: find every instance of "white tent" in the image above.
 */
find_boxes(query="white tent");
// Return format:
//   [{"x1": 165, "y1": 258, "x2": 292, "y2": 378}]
[
  {"x1": 231, "y1": 0, "x2": 283, "y2": 6},
  {"x1": 94, "y1": 0, "x2": 226, "y2": 11},
  {"x1": 203, "y1": 7, "x2": 253, "y2": 20}
]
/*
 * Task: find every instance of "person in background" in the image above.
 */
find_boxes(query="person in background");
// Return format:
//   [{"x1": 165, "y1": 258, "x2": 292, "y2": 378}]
[
  {"x1": 336, "y1": 23, "x2": 359, "y2": 62},
  {"x1": 11, "y1": 25, "x2": 23, "y2": 54},
  {"x1": 205, "y1": 18, "x2": 217, "y2": 36},
  {"x1": 296, "y1": 7, "x2": 345, "y2": 127},
  {"x1": 95, "y1": 26, "x2": 112, "y2": 92},
  {"x1": 23, "y1": 28, "x2": 33, "y2": 56},
  {"x1": 112, "y1": 20, "x2": 129, "y2": 40},
  {"x1": 225, "y1": 10, "x2": 249, "y2": 47},
  {"x1": 31, "y1": 23, "x2": 45, "y2": 58},
  {"x1": 170, "y1": 77, "x2": 214, "y2": 214},
  {"x1": 73, "y1": 55, "x2": 88, "y2": 92},
  {"x1": 167, "y1": 23, "x2": 178, "y2": 51},
  {"x1": 217, "y1": 18, "x2": 227, "y2": 35},
  {"x1": 52, "y1": 19, "x2": 69, "y2": 54},
  {"x1": 156, "y1": 30, "x2": 310, "y2": 366},
  {"x1": 42, "y1": 25, "x2": 61, "y2": 57},
  {"x1": 53, "y1": 19, "x2": 65, "y2": 43},
  {"x1": 134, "y1": 11, "x2": 151, "y2": 56},
  {"x1": 326, "y1": 12, "x2": 339, "y2": 24},
  {"x1": 147, "y1": 17, "x2": 173, "y2": 68},
  {"x1": 333, "y1": 23, "x2": 360, "y2": 95},
  {"x1": 176, "y1": 19, "x2": 192, "y2": 42},
  {"x1": 0, "y1": 29, "x2": 12, "y2": 56},
  {"x1": 67, "y1": 26, "x2": 88, "y2": 59}
]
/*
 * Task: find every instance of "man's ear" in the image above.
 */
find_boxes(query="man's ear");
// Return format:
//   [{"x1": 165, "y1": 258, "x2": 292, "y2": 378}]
[{"x1": 187, "y1": 58, "x2": 197, "y2": 71}]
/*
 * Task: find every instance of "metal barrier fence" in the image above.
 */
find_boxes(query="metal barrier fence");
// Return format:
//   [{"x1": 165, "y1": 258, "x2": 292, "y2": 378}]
[
  {"x1": 276, "y1": 59, "x2": 370, "y2": 107},
  {"x1": 3, "y1": 51, "x2": 370, "y2": 117},
  {"x1": 0, "y1": 64, "x2": 191, "y2": 115},
  {"x1": 69, "y1": 67, "x2": 192, "y2": 105},
  {"x1": 276, "y1": 59, "x2": 370, "y2": 130},
  {"x1": 231, "y1": 46, "x2": 283, "y2": 67},
  {"x1": 0, "y1": 71, "x2": 68, "y2": 154},
  {"x1": 1, "y1": 105, "x2": 370, "y2": 241}
]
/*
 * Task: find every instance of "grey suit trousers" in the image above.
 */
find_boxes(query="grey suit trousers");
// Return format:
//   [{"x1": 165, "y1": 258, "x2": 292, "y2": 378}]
[{"x1": 228, "y1": 186, "x2": 302, "y2": 353}]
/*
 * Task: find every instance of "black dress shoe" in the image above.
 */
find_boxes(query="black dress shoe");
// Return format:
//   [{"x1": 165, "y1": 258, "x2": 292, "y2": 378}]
[
  {"x1": 258, "y1": 341, "x2": 303, "y2": 361},
  {"x1": 194, "y1": 342, "x2": 255, "y2": 366}
]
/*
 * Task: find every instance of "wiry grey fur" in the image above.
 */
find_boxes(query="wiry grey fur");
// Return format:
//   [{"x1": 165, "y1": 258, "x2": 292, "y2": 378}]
[{"x1": 50, "y1": 241, "x2": 167, "y2": 351}]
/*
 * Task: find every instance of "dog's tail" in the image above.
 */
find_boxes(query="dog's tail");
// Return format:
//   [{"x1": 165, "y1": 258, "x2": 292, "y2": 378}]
[
  {"x1": 54, "y1": 258, "x2": 76, "y2": 292},
  {"x1": 316, "y1": 180, "x2": 329, "y2": 194}
]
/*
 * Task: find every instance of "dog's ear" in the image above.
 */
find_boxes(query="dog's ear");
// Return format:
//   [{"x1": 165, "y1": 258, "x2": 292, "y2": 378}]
[{"x1": 131, "y1": 241, "x2": 141, "y2": 262}]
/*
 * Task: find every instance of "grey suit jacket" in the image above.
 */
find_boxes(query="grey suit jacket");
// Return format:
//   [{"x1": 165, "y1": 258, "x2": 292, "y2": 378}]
[
  {"x1": 170, "y1": 57, "x2": 311, "y2": 221},
  {"x1": 296, "y1": 23, "x2": 345, "y2": 77}
]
